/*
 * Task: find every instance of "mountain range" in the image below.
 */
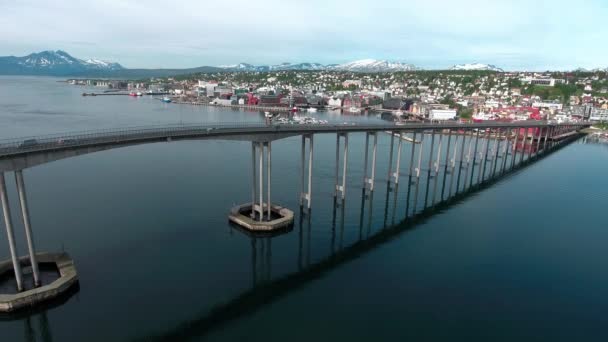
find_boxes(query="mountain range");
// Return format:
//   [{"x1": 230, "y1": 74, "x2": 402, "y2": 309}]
[
  {"x1": 0, "y1": 50, "x2": 124, "y2": 76},
  {"x1": 449, "y1": 63, "x2": 504, "y2": 72},
  {"x1": 0, "y1": 50, "x2": 513, "y2": 77},
  {"x1": 220, "y1": 59, "x2": 418, "y2": 72}
]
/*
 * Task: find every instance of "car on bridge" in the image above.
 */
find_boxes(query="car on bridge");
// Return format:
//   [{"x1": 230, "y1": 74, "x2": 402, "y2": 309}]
[{"x1": 19, "y1": 139, "x2": 38, "y2": 148}]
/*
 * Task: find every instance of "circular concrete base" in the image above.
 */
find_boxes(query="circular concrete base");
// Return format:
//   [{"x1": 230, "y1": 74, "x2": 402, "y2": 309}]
[
  {"x1": 228, "y1": 203, "x2": 294, "y2": 231},
  {"x1": 0, "y1": 252, "x2": 78, "y2": 313}
]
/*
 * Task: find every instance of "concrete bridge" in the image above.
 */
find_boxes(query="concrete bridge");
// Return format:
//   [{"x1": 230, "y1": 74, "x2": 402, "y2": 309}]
[{"x1": 0, "y1": 121, "x2": 588, "y2": 312}]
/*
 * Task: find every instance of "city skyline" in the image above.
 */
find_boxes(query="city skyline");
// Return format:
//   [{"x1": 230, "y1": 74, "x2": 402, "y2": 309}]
[{"x1": 1, "y1": 0, "x2": 607, "y2": 71}]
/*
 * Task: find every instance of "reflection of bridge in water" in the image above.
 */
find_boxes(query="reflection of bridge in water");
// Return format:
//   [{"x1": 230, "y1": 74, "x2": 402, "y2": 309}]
[{"x1": 0, "y1": 121, "x2": 588, "y2": 313}]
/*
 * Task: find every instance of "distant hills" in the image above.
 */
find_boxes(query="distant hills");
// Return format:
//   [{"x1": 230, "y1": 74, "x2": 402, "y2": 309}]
[{"x1": 0, "y1": 50, "x2": 520, "y2": 77}]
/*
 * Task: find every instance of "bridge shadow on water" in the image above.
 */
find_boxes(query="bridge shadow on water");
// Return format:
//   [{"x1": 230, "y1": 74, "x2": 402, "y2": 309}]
[{"x1": 133, "y1": 135, "x2": 581, "y2": 342}]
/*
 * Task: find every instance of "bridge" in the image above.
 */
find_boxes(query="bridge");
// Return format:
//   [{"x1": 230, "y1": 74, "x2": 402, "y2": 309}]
[{"x1": 0, "y1": 121, "x2": 588, "y2": 312}]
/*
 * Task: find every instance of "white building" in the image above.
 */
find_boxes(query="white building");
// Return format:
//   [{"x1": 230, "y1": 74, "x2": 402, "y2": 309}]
[
  {"x1": 429, "y1": 109, "x2": 457, "y2": 121},
  {"x1": 521, "y1": 77, "x2": 565, "y2": 87},
  {"x1": 532, "y1": 102, "x2": 563, "y2": 111},
  {"x1": 328, "y1": 97, "x2": 342, "y2": 108},
  {"x1": 590, "y1": 108, "x2": 608, "y2": 122}
]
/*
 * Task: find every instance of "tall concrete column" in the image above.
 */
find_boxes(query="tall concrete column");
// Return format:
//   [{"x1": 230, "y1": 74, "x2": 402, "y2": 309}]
[
  {"x1": 492, "y1": 129, "x2": 501, "y2": 177},
  {"x1": 409, "y1": 132, "x2": 417, "y2": 177},
  {"x1": 479, "y1": 130, "x2": 490, "y2": 183},
  {"x1": 300, "y1": 136, "x2": 305, "y2": 206},
  {"x1": 527, "y1": 128, "x2": 534, "y2": 160},
  {"x1": 308, "y1": 135, "x2": 313, "y2": 208},
  {"x1": 15, "y1": 170, "x2": 40, "y2": 287},
  {"x1": 334, "y1": 133, "x2": 348, "y2": 199},
  {"x1": 520, "y1": 128, "x2": 528, "y2": 164},
  {"x1": 393, "y1": 133, "x2": 403, "y2": 184},
  {"x1": 535, "y1": 127, "x2": 542, "y2": 157},
  {"x1": 441, "y1": 130, "x2": 452, "y2": 200},
  {"x1": 470, "y1": 130, "x2": 480, "y2": 188},
  {"x1": 511, "y1": 129, "x2": 519, "y2": 170},
  {"x1": 500, "y1": 129, "x2": 510, "y2": 174},
  {"x1": 449, "y1": 133, "x2": 460, "y2": 196},
  {"x1": 342, "y1": 134, "x2": 348, "y2": 199},
  {"x1": 432, "y1": 132, "x2": 443, "y2": 205},
  {"x1": 258, "y1": 142, "x2": 263, "y2": 222},
  {"x1": 335, "y1": 134, "x2": 339, "y2": 193},
  {"x1": 251, "y1": 142, "x2": 257, "y2": 219},
  {"x1": 266, "y1": 142, "x2": 271, "y2": 220},
  {"x1": 363, "y1": 133, "x2": 369, "y2": 188},
  {"x1": 387, "y1": 132, "x2": 395, "y2": 181},
  {"x1": 370, "y1": 132, "x2": 377, "y2": 191},
  {"x1": 363, "y1": 132, "x2": 377, "y2": 191},
  {"x1": 0, "y1": 172, "x2": 24, "y2": 292},
  {"x1": 456, "y1": 130, "x2": 467, "y2": 193}
]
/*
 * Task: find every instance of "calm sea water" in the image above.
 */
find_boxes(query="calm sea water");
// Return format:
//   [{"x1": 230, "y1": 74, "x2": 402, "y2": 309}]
[{"x1": 0, "y1": 76, "x2": 607, "y2": 341}]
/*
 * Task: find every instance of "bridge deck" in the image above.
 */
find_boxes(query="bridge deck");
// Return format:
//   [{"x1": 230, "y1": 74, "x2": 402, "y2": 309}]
[{"x1": 0, "y1": 122, "x2": 588, "y2": 161}]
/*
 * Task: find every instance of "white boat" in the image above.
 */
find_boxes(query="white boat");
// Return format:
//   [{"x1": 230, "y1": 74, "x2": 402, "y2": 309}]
[
  {"x1": 136, "y1": 92, "x2": 143, "y2": 96},
  {"x1": 307, "y1": 107, "x2": 317, "y2": 113},
  {"x1": 264, "y1": 112, "x2": 273, "y2": 118},
  {"x1": 348, "y1": 107, "x2": 361, "y2": 113}
]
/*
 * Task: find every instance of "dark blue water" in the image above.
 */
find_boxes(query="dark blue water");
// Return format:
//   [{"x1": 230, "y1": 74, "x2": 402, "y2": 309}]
[{"x1": 0, "y1": 77, "x2": 607, "y2": 341}]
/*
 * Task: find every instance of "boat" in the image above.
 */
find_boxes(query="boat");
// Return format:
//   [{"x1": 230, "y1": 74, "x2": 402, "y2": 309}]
[
  {"x1": 161, "y1": 97, "x2": 172, "y2": 103},
  {"x1": 264, "y1": 112, "x2": 273, "y2": 118},
  {"x1": 307, "y1": 107, "x2": 317, "y2": 113},
  {"x1": 348, "y1": 107, "x2": 361, "y2": 113},
  {"x1": 136, "y1": 92, "x2": 143, "y2": 96},
  {"x1": 129, "y1": 92, "x2": 137, "y2": 97}
]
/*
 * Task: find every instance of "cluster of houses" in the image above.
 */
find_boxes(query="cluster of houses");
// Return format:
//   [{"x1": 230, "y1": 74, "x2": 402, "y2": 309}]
[{"x1": 68, "y1": 70, "x2": 608, "y2": 123}]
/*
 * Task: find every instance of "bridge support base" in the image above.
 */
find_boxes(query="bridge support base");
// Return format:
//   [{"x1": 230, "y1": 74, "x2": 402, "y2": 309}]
[
  {"x1": 229, "y1": 203, "x2": 294, "y2": 232},
  {"x1": 0, "y1": 252, "x2": 78, "y2": 313}
]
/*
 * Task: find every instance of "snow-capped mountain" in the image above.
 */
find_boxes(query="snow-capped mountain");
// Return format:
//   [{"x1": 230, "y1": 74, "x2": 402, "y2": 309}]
[
  {"x1": 450, "y1": 63, "x2": 503, "y2": 72},
  {"x1": 220, "y1": 59, "x2": 417, "y2": 72},
  {"x1": 220, "y1": 62, "x2": 327, "y2": 72},
  {"x1": 332, "y1": 59, "x2": 418, "y2": 72},
  {"x1": 0, "y1": 50, "x2": 123, "y2": 75}
]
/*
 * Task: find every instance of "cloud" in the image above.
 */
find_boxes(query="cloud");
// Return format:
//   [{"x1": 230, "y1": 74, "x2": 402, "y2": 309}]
[{"x1": 1, "y1": 0, "x2": 607, "y2": 70}]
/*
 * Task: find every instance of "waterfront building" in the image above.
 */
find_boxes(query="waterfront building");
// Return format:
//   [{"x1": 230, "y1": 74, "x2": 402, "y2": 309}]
[{"x1": 429, "y1": 109, "x2": 457, "y2": 121}]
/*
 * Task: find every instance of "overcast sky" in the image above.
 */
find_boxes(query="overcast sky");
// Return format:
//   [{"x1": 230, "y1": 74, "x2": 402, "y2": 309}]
[{"x1": 1, "y1": 0, "x2": 607, "y2": 70}]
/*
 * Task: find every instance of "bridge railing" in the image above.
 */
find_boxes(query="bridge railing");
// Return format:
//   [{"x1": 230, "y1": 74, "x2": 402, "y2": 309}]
[{"x1": 0, "y1": 122, "x2": 272, "y2": 154}]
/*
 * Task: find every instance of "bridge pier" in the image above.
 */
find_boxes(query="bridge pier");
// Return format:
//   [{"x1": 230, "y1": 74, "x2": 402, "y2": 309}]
[
  {"x1": 0, "y1": 172, "x2": 24, "y2": 292},
  {"x1": 230, "y1": 140, "x2": 293, "y2": 231},
  {"x1": 455, "y1": 130, "x2": 466, "y2": 194},
  {"x1": 521, "y1": 128, "x2": 528, "y2": 164},
  {"x1": 250, "y1": 142, "x2": 273, "y2": 221},
  {"x1": 479, "y1": 130, "x2": 490, "y2": 183},
  {"x1": 469, "y1": 130, "x2": 480, "y2": 188},
  {"x1": 300, "y1": 135, "x2": 314, "y2": 209},
  {"x1": 441, "y1": 130, "x2": 452, "y2": 200},
  {"x1": 448, "y1": 132, "x2": 464, "y2": 197},
  {"x1": 363, "y1": 132, "x2": 377, "y2": 192},
  {"x1": 432, "y1": 132, "x2": 443, "y2": 205},
  {"x1": 500, "y1": 129, "x2": 510, "y2": 174},
  {"x1": 334, "y1": 133, "x2": 348, "y2": 199},
  {"x1": 491, "y1": 129, "x2": 501, "y2": 177},
  {"x1": 511, "y1": 129, "x2": 519, "y2": 170},
  {"x1": 391, "y1": 132, "x2": 403, "y2": 185},
  {"x1": 15, "y1": 170, "x2": 41, "y2": 287}
]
